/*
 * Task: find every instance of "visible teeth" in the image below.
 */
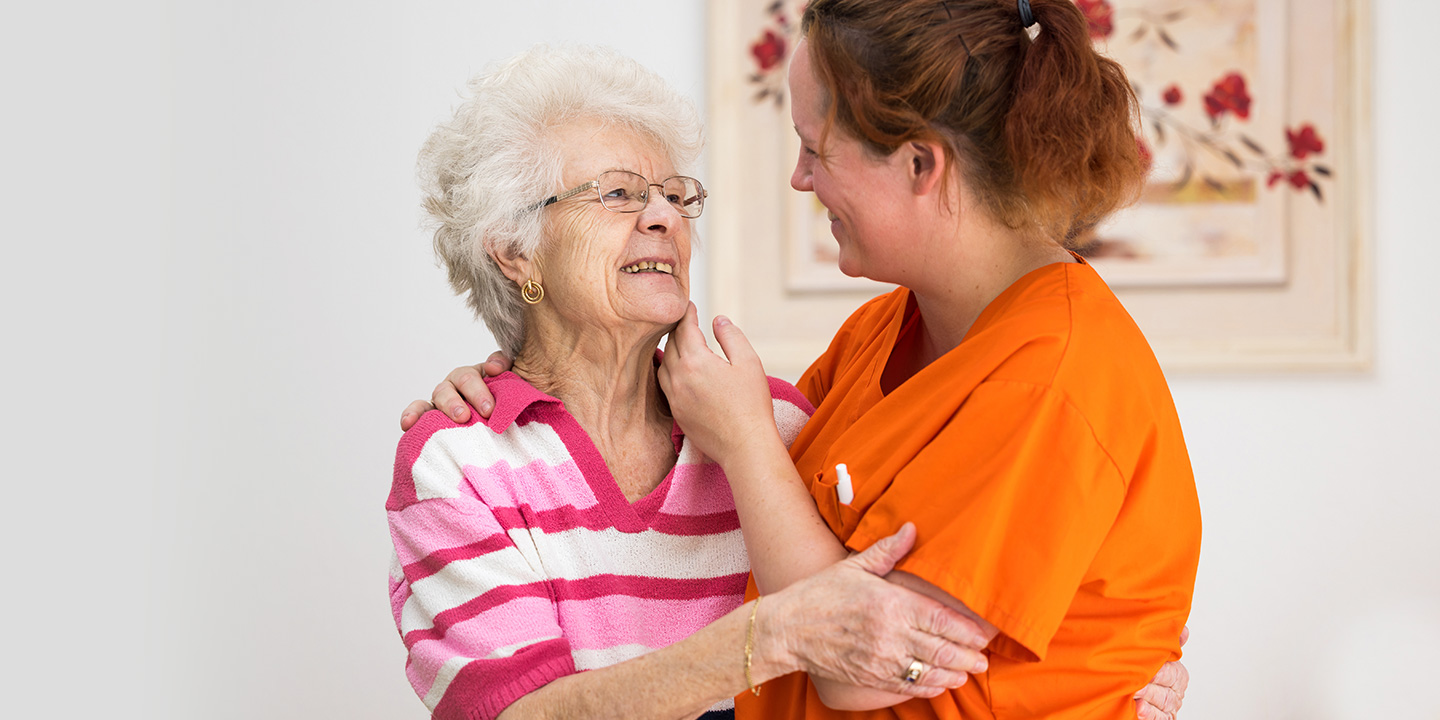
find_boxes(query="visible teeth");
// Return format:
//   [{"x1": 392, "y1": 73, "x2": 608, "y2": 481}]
[{"x1": 620, "y1": 261, "x2": 674, "y2": 274}]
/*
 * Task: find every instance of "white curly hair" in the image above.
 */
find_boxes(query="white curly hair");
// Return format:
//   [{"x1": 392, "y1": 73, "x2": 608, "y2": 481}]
[{"x1": 418, "y1": 45, "x2": 704, "y2": 356}]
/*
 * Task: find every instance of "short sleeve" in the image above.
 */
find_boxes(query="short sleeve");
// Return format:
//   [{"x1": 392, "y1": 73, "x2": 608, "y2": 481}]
[
  {"x1": 795, "y1": 294, "x2": 874, "y2": 407},
  {"x1": 389, "y1": 448, "x2": 575, "y2": 719},
  {"x1": 846, "y1": 380, "x2": 1126, "y2": 662},
  {"x1": 767, "y1": 376, "x2": 816, "y2": 447},
  {"x1": 796, "y1": 336, "x2": 840, "y2": 408}
]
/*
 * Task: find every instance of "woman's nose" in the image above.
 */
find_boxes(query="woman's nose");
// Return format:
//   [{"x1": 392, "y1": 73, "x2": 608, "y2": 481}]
[
  {"x1": 790, "y1": 153, "x2": 813, "y2": 192},
  {"x1": 637, "y1": 187, "x2": 682, "y2": 235}
]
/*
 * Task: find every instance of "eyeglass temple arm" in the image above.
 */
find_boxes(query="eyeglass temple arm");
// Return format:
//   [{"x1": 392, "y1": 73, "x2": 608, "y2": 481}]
[{"x1": 534, "y1": 180, "x2": 600, "y2": 211}]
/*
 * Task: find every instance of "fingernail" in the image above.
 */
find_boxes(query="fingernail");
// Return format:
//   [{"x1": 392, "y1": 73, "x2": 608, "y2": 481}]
[
  {"x1": 479, "y1": 401, "x2": 493, "y2": 415},
  {"x1": 452, "y1": 405, "x2": 466, "y2": 418},
  {"x1": 974, "y1": 658, "x2": 987, "y2": 672},
  {"x1": 715, "y1": 315, "x2": 731, "y2": 326}
]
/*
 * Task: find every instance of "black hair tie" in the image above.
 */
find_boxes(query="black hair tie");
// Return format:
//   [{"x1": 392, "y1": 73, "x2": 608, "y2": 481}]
[{"x1": 1018, "y1": 0, "x2": 1036, "y2": 27}]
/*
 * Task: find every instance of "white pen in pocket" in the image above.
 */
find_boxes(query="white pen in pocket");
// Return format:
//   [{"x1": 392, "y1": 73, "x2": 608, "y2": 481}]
[{"x1": 834, "y1": 463, "x2": 855, "y2": 505}]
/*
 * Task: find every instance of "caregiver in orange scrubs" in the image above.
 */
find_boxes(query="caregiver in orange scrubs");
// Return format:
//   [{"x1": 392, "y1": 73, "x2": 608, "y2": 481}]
[{"x1": 656, "y1": 0, "x2": 1202, "y2": 718}]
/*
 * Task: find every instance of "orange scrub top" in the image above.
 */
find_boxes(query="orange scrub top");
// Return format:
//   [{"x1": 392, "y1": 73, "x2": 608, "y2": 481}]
[{"x1": 738, "y1": 260, "x2": 1201, "y2": 720}]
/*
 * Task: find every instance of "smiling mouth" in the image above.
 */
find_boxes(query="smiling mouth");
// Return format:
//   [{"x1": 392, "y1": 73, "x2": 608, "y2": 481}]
[{"x1": 620, "y1": 261, "x2": 674, "y2": 275}]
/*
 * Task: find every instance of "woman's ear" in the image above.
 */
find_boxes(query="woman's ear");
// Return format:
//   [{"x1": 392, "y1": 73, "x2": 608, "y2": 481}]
[
  {"x1": 487, "y1": 243, "x2": 538, "y2": 285},
  {"x1": 905, "y1": 140, "x2": 948, "y2": 197}
]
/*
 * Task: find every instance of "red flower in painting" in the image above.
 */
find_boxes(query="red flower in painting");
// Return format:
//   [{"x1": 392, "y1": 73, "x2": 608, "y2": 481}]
[
  {"x1": 1286, "y1": 124, "x2": 1325, "y2": 160},
  {"x1": 1136, "y1": 135, "x2": 1154, "y2": 172},
  {"x1": 1287, "y1": 170, "x2": 1311, "y2": 189},
  {"x1": 1162, "y1": 84, "x2": 1183, "y2": 106},
  {"x1": 1074, "y1": 0, "x2": 1115, "y2": 39},
  {"x1": 1203, "y1": 72, "x2": 1251, "y2": 121},
  {"x1": 750, "y1": 29, "x2": 787, "y2": 72}
]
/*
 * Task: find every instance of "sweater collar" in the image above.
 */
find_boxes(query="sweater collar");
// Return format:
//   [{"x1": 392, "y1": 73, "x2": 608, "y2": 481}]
[{"x1": 482, "y1": 371, "x2": 561, "y2": 433}]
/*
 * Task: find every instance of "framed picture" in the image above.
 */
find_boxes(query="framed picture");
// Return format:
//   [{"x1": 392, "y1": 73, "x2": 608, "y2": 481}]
[{"x1": 705, "y1": 0, "x2": 1371, "y2": 375}]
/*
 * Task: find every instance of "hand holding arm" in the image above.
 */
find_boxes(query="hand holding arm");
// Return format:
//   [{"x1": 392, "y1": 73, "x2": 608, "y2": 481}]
[
  {"x1": 660, "y1": 310, "x2": 994, "y2": 710},
  {"x1": 495, "y1": 525, "x2": 990, "y2": 719},
  {"x1": 1134, "y1": 627, "x2": 1190, "y2": 719}
]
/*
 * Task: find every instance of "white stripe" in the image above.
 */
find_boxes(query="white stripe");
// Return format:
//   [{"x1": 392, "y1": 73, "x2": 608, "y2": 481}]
[
  {"x1": 572, "y1": 643, "x2": 653, "y2": 670},
  {"x1": 421, "y1": 655, "x2": 471, "y2": 710},
  {"x1": 773, "y1": 398, "x2": 810, "y2": 448},
  {"x1": 412, "y1": 421, "x2": 579, "y2": 501},
  {"x1": 531, "y1": 526, "x2": 748, "y2": 582},
  {"x1": 401, "y1": 546, "x2": 544, "y2": 635}
]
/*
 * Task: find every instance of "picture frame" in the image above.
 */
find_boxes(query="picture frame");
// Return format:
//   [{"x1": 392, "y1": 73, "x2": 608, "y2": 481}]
[{"x1": 705, "y1": 0, "x2": 1371, "y2": 375}]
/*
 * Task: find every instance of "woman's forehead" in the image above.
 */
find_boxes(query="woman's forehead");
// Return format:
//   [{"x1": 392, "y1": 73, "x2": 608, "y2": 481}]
[{"x1": 551, "y1": 121, "x2": 673, "y2": 179}]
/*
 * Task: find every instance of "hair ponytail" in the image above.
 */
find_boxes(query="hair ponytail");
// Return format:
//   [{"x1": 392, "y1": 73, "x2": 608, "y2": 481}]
[
  {"x1": 801, "y1": 0, "x2": 1146, "y2": 244},
  {"x1": 1006, "y1": 0, "x2": 1145, "y2": 240}
]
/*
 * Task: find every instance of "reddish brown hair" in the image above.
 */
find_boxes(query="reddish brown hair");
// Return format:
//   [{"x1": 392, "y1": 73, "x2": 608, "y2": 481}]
[{"x1": 801, "y1": 0, "x2": 1145, "y2": 243}]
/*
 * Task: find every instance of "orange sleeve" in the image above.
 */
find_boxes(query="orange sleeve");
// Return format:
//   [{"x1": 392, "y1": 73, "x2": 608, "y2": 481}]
[
  {"x1": 846, "y1": 380, "x2": 1126, "y2": 663},
  {"x1": 795, "y1": 310, "x2": 858, "y2": 408}
]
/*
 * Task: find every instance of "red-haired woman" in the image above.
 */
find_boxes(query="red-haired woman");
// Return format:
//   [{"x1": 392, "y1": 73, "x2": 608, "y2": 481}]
[{"x1": 406, "y1": 1, "x2": 1198, "y2": 717}]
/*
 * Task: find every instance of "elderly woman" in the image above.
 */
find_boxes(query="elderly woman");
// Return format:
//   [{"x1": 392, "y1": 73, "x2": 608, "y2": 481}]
[{"x1": 388, "y1": 46, "x2": 994, "y2": 720}]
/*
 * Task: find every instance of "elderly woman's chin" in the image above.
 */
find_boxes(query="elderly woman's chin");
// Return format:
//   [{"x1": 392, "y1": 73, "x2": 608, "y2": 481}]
[{"x1": 615, "y1": 271, "x2": 689, "y2": 330}]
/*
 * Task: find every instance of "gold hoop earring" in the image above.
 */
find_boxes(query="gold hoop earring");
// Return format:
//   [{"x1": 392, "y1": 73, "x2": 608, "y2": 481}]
[{"x1": 521, "y1": 279, "x2": 544, "y2": 305}]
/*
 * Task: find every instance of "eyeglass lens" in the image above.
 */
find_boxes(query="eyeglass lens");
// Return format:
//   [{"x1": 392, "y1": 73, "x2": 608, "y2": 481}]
[{"x1": 596, "y1": 171, "x2": 704, "y2": 218}]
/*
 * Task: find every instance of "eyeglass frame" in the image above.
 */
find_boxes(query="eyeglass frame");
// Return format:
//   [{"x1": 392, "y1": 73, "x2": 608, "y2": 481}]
[{"x1": 528, "y1": 170, "x2": 709, "y2": 219}]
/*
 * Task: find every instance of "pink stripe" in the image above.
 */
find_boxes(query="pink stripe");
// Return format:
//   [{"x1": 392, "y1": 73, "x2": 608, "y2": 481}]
[
  {"x1": 389, "y1": 500, "x2": 506, "y2": 567},
  {"x1": 489, "y1": 505, "x2": 598, "y2": 534},
  {"x1": 464, "y1": 458, "x2": 599, "y2": 512},
  {"x1": 390, "y1": 576, "x2": 408, "y2": 625},
  {"x1": 406, "y1": 574, "x2": 747, "y2": 648},
  {"x1": 395, "y1": 506, "x2": 738, "y2": 586},
  {"x1": 408, "y1": 595, "x2": 563, "y2": 682},
  {"x1": 559, "y1": 594, "x2": 743, "y2": 651},
  {"x1": 404, "y1": 582, "x2": 555, "y2": 646},
  {"x1": 432, "y1": 643, "x2": 574, "y2": 720},
  {"x1": 657, "y1": 462, "x2": 735, "y2": 516},
  {"x1": 550, "y1": 572, "x2": 749, "y2": 603},
  {"x1": 403, "y1": 650, "x2": 430, "y2": 701},
  {"x1": 483, "y1": 503, "x2": 737, "y2": 537},
  {"x1": 402, "y1": 535, "x2": 516, "y2": 583},
  {"x1": 649, "y1": 510, "x2": 740, "y2": 536}
]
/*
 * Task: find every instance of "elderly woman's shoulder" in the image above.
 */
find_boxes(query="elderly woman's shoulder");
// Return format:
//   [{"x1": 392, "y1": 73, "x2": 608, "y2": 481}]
[
  {"x1": 388, "y1": 407, "x2": 491, "y2": 509},
  {"x1": 764, "y1": 375, "x2": 815, "y2": 448}
]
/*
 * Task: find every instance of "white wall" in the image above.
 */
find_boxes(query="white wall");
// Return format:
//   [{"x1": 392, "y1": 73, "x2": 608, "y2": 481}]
[{"x1": 1, "y1": 1, "x2": 1434, "y2": 717}]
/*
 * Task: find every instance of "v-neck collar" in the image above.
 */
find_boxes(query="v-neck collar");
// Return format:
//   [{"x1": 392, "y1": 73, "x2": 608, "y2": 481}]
[{"x1": 484, "y1": 370, "x2": 681, "y2": 532}]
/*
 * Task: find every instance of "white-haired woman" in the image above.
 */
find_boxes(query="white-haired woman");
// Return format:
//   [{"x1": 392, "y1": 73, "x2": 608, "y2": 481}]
[{"x1": 389, "y1": 45, "x2": 993, "y2": 720}]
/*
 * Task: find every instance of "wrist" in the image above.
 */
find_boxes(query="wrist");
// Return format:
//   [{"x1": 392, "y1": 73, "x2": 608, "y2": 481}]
[
  {"x1": 716, "y1": 428, "x2": 787, "y2": 476},
  {"x1": 746, "y1": 592, "x2": 800, "y2": 685}
]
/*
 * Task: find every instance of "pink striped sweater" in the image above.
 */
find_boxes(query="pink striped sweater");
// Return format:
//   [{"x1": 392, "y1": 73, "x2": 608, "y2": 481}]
[{"x1": 388, "y1": 371, "x2": 814, "y2": 720}]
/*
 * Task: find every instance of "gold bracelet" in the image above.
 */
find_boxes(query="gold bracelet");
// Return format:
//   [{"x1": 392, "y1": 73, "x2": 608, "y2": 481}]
[{"x1": 744, "y1": 596, "x2": 763, "y2": 696}]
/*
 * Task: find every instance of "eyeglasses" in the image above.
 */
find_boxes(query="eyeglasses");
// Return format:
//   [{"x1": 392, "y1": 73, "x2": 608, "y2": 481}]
[{"x1": 532, "y1": 170, "x2": 708, "y2": 219}]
